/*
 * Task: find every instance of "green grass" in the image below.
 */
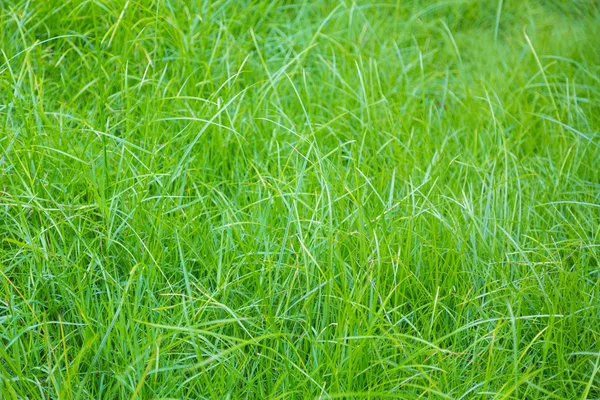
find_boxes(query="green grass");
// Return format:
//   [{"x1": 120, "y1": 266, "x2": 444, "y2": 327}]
[{"x1": 1, "y1": 0, "x2": 599, "y2": 398}]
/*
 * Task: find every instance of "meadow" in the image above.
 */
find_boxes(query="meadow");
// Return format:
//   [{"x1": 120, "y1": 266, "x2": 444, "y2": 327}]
[{"x1": 1, "y1": 0, "x2": 599, "y2": 398}]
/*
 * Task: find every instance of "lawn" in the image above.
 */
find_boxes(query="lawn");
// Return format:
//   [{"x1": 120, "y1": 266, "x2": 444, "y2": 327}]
[{"x1": 1, "y1": 0, "x2": 599, "y2": 398}]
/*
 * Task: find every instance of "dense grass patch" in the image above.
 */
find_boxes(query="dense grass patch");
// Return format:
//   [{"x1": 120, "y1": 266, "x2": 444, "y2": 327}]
[{"x1": 1, "y1": 0, "x2": 599, "y2": 398}]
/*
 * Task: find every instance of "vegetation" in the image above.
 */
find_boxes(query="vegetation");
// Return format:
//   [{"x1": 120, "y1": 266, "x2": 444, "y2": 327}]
[{"x1": 1, "y1": 0, "x2": 599, "y2": 398}]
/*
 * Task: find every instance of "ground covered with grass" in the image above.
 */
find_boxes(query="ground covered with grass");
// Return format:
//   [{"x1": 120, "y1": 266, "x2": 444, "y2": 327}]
[{"x1": 1, "y1": 0, "x2": 599, "y2": 398}]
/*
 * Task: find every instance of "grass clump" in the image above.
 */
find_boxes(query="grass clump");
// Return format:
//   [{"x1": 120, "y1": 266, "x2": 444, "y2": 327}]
[{"x1": 1, "y1": 0, "x2": 599, "y2": 398}]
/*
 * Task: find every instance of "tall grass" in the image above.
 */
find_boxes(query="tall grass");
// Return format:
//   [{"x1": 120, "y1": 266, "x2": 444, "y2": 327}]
[{"x1": 1, "y1": 0, "x2": 599, "y2": 398}]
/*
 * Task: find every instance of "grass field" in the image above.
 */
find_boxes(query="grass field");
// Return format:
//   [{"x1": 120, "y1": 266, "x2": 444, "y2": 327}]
[{"x1": 1, "y1": 0, "x2": 600, "y2": 398}]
